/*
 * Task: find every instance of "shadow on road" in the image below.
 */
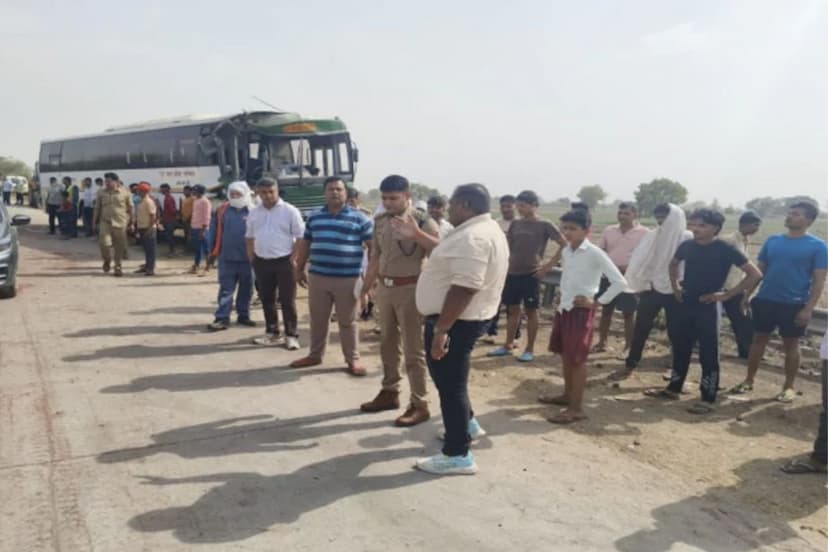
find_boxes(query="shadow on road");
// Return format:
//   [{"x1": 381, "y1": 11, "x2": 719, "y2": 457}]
[
  {"x1": 129, "y1": 306, "x2": 216, "y2": 316},
  {"x1": 100, "y1": 365, "x2": 344, "y2": 393},
  {"x1": 65, "y1": 324, "x2": 208, "y2": 338},
  {"x1": 97, "y1": 408, "x2": 431, "y2": 465},
  {"x1": 128, "y1": 447, "x2": 429, "y2": 543},
  {"x1": 614, "y1": 457, "x2": 826, "y2": 552},
  {"x1": 63, "y1": 339, "x2": 257, "y2": 361}
]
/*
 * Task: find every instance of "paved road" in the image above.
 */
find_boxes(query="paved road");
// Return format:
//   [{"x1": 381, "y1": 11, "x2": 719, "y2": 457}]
[{"x1": 0, "y1": 207, "x2": 822, "y2": 551}]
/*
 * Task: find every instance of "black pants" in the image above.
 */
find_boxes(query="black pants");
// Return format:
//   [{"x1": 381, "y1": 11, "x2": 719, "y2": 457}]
[
  {"x1": 485, "y1": 304, "x2": 522, "y2": 339},
  {"x1": 82, "y1": 207, "x2": 95, "y2": 236},
  {"x1": 2, "y1": 192, "x2": 9, "y2": 205},
  {"x1": 140, "y1": 228, "x2": 157, "y2": 274},
  {"x1": 626, "y1": 290, "x2": 678, "y2": 368},
  {"x1": 667, "y1": 301, "x2": 720, "y2": 403},
  {"x1": 425, "y1": 316, "x2": 487, "y2": 457},
  {"x1": 253, "y1": 255, "x2": 298, "y2": 337},
  {"x1": 722, "y1": 293, "x2": 753, "y2": 359},
  {"x1": 814, "y1": 361, "x2": 827, "y2": 465},
  {"x1": 46, "y1": 204, "x2": 60, "y2": 234}
]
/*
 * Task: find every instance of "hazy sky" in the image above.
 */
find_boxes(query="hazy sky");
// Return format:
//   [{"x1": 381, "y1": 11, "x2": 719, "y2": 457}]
[{"x1": 2, "y1": 0, "x2": 826, "y2": 207}]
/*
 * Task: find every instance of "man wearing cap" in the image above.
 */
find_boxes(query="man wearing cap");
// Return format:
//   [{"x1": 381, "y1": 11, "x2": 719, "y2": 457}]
[
  {"x1": 133, "y1": 182, "x2": 158, "y2": 276},
  {"x1": 721, "y1": 211, "x2": 762, "y2": 359},
  {"x1": 93, "y1": 172, "x2": 133, "y2": 277},
  {"x1": 358, "y1": 175, "x2": 439, "y2": 427}
]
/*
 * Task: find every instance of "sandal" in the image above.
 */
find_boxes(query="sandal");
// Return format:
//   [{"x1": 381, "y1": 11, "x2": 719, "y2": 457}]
[
  {"x1": 590, "y1": 343, "x2": 608, "y2": 353},
  {"x1": 538, "y1": 394, "x2": 568, "y2": 406},
  {"x1": 607, "y1": 368, "x2": 634, "y2": 382},
  {"x1": 644, "y1": 388, "x2": 680, "y2": 400},
  {"x1": 547, "y1": 411, "x2": 588, "y2": 425},
  {"x1": 517, "y1": 351, "x2": 535, "y2": 363},
  {"x1": 728, "y1": 382, "x2": 754, "y2": 395},
  {"x1": 780, "y1": 457, "x2": 828, "y2": 474},
  {"x1": 487, "y1": 347, "x2": 513, "y2": 358},
  {"x1": 687, "y1": 401, "x2": 716, "y2": 415},
  {"x1": 776, "y1": 388, "x2": 796, "y2": 403}
]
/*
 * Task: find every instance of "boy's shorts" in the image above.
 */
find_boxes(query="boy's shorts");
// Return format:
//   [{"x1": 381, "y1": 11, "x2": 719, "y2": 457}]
[
  {"x1": 502, "y1": 273, "x2": 540, "y2": 309},
  {"x1": 549, "y1": 307, "x2": 596, "y2": 365}
]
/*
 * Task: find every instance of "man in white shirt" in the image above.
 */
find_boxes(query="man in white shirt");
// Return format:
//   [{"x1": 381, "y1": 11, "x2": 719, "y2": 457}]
[
  {"x1": 80, "y1": 178, "x2": 98, "y2": 237},
  {"x1": 246, "y1": 178, "x2": 305, "y2": 349},
  {"x1": 393, "y1": 183, "x2": 508, "y2": 475},
  {"x1": 1, "y1": 175, "x2": 13, "y2": 205},
  {"x1": 427, "y1": 195, "x2": 454, "y2": 238},
  {"x1": 720, "y1": 211, "x2": 762, "y2": 359},
  {"x1": 543, "y1": 209, "x2": 626, "y2": 424}
]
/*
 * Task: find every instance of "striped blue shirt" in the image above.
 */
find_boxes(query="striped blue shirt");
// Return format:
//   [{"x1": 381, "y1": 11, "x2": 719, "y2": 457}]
[{"x1": 304, "y1": 205, "x2": 373, "y2": 277}]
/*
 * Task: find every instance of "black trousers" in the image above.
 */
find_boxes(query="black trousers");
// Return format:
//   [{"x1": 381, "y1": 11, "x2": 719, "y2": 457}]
[
  {"x1": 667, "y1": 301, "x2": 720, "y2": 403},
  {"x1": 46, "y1": 204, "x2": 60, "y2": 234},
  {"x1": 139, "y1": 228, "x2": 157, "y2": 274},
  {"x1": 424, "y1": 316, "x2": 487, "y2": 457},
  {"x1": 626, "y1": 290, "x2": 678, "y2": 369},
  {"x1": 253, "y1": 256, "x2": 298, "y2": 337},
  {"x1": 722, "y1": 293, "x2": 753, "y2": 359}
]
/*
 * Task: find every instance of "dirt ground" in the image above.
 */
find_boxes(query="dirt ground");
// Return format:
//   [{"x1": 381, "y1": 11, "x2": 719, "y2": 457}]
[{"x1": 1, "y1": 205, "x2": 825, "y2": 551}]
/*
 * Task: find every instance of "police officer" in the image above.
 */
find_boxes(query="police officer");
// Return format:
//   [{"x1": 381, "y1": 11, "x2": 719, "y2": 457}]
[
  {"x1": 359, "y1": 175, "x2": 439, "y2": 427},
  {"x1": 93, "y1": 172, "x2": 133, "y2": 277}
]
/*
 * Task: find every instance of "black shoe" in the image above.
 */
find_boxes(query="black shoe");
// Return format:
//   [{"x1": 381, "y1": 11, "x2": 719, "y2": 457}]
[
  {"x1": 237, "y1": 318, "x2": 257, "y2": 327},
  {"x1": 103, "y1": 261, "x2": 111, "y2": 273},
  {"x1": 207, "y1": 319, "x2": 230, "y2": 331}
]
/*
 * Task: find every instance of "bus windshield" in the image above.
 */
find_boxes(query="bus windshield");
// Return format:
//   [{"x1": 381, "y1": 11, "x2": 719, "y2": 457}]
[{"x1": 266, "y1": 134, "x2": 353, "y2": 182}]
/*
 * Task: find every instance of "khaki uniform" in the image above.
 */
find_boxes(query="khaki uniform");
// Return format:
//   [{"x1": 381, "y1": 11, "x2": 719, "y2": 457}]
[
  {"x1": 373, "y1": 208, "x2": 439, "y2": 407},
  {"x1": 93, "y1": 186, "x2": 133, "y2": 268}
]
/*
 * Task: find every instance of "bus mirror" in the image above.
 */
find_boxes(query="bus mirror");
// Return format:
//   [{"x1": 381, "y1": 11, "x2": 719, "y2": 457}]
[{"x1": 352, "y1": 147, "x2": 359, "y2": 163}]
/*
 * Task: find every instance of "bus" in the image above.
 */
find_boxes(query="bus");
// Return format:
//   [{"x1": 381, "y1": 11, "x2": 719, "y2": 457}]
[{"x1": 38, "y1": 110, "x2": 358, "y2": 215}]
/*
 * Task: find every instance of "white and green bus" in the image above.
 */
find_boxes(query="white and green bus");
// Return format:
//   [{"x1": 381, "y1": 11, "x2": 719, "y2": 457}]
[{"x1": 38, "y1": 110, "x2": 358, "y2": 214}]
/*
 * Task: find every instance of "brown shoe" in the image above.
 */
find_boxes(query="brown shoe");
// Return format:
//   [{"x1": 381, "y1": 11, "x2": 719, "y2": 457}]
[
  {"x1": 102, "y1": 260, "x2": 111, "y2": 273},
  {"x1": 395, "y1": 405, "x2": 430, "y2": 427},
  {"x1": 187, "y1": 264, "x2": 198, "y2": 275},
  {"x1": 346, "y1": 362, "x2": 367, "y2": 377},
  {"x1": 360, "y1": 390, "x2": 400, "y2": 413},
  {"x1": 289, "y1": 356, "x2": 322, "y2": 368}
]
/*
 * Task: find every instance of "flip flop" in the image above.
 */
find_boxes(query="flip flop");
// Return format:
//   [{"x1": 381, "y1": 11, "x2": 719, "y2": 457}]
[
  {"x1": 780, "y1": 457, "x2": 828, "y2": 474},
  {"x1": 607, "y1": 369, "x2": 633, "y2": 382},
  {"x1": 538, "y1": 394, "x2": 569, "y2": 406},
  {"x1": 590, "y1": 344, "x2": 608, "y2": 353},
  {"x1": 728, "y1": 382, "x2": 754, "y2": 395},
  {"x1": 776, "y1": 389, "x2": 797, "y2": 403},
  {"x1": 547, "y1": 411, "x2": 588, "y2": 425},
  {"x1": 487, "y1": 347, "x2": 513, "y2": 358},
  {"x1": 687, "y1": 402, "x2": 716, "y2": 415},
  {"x1": 517, "y1": 351, "x2": 535, "y2": 363},
  {"x1": 644, "y1": 388, "x2": 680, "y2": 400}
]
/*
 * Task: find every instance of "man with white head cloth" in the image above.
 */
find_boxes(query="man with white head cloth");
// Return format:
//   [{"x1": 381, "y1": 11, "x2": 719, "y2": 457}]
[
  {"x1": 206, "y1": 181, "x2": 257, "y2": 331},
  {"x1": 610, "y1": 203, "x2": 693, "y2": 380}
]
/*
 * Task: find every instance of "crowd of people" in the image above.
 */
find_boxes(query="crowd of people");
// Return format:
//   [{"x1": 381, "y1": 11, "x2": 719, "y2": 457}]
[{"x1": 33, "y1": 171, "x2": 828, "y2": 476}]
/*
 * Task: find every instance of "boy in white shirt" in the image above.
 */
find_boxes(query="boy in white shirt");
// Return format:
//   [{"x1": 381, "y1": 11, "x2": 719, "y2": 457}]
[{"x1": 543, "y1": 209, "x2": 626, "y2": 424}]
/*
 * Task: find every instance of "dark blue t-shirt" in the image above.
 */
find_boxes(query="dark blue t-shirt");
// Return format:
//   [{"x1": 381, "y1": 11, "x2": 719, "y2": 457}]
[
  {"x1": 675, "y1": 239, "x2": 748, "y2": 302},
  {"x1": 756, "y1": 234, "x2": 828, "y2": 305}
]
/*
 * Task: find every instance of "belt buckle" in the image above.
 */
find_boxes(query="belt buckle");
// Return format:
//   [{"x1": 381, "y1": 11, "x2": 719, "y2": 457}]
[{"x1": 383, "y1": 277, "x2": 394, "y2": 287}]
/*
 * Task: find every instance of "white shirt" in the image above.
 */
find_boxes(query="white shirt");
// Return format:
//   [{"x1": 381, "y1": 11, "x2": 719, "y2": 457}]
[
  {"x1": 245, "y1": 199, "x2": 305, "y2": 259},
  {"x1": 436, "y1": 218, "x2": 454, "y2": 239},
  {"x1": 416, "y1": 213, "x2": 509, "y2": 320},
  {"x1": 722, "y1": 231, "x2": 750, "y2": 291},
  {"x1": 559, "y1": 239, "x2": 627, "y2": 312},
  {"x1": 2, "y1": 180, "x2": 14, "y2": 192},
  {"x1": 81, "y1": 187, "x2": 97, "y2": 207}
]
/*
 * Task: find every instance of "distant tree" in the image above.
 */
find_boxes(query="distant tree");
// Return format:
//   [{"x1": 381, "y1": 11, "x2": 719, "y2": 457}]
[
  {"x1": 555, "y1": 197, "x2": 571, "y2": 206},
  {"x1": 0, "y1": 156, "x2": 32, "y2": 180},
  {"x1": 634, "y1": 178, "x2": 688, "y2": 215},
  {"x1": 744, "y1": 197, "x2": 780, "y2": 217},
  {"x1": 745, "y1": 195, "x2": 820, "y2": 217},
  {"x1": 367, "y1": 188, "x2": 380, "y2": 201},
  {"x1": 409, "y1": 182, "x2": 441, "y2": 200},
  {"x1": 724, "y1": 205, "x2": 738, "y2": 215},
  {"x1": 576, "y1": 185, "x2": 607, "y2": 209}
]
